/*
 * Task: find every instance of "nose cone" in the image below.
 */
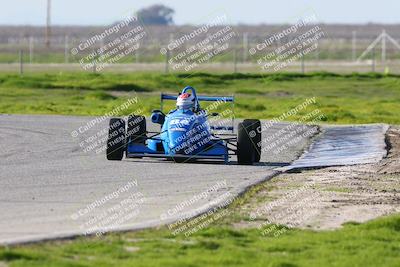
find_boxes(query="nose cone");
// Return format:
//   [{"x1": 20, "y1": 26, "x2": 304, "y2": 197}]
[
  {"x1": 168, "y1": 117, "x2": 193, "y2": 154},
  {"x1": 168, "y1": 127, "x2": 190, "y2": 154},
  {"x1": 166, "y1": 110, "x2": 196, "y2": 155}
]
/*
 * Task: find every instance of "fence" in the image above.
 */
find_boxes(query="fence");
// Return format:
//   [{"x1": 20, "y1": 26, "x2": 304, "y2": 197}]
[{"x1": 2, "y1": 28, "x2": 400, "y2": 74}]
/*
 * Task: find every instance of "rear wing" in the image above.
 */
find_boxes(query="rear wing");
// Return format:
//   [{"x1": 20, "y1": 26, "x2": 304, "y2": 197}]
[
  {"x1": 161, "y1": 94, "x2": 234, "y2": 102},
  {"x1": 160, "y1": 93, "x2": 235, "y2": 132}
]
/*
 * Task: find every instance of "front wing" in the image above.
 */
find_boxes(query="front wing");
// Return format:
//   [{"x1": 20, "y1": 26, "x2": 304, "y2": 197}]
[{"x1": 126, "y1": 140, "x2": 229, "y2": 163}]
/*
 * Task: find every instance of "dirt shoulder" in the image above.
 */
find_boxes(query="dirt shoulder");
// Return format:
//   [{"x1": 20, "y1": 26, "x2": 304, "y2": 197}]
[{"x1": 236, "y1": 127, "x2": 400, "y2": 230}]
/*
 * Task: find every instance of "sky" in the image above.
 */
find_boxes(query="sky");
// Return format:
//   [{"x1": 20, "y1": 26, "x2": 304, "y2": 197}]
[{"x1": 0, "y1": 0, "x2": 399, "y2": 26}]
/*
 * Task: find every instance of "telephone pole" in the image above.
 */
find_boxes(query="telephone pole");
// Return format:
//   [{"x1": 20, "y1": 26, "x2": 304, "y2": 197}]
[
  {"x1": 45, "y1": 0, "x2": 51, "y2": 48},
  {"x1": 352, "y1": 31, "x2": 357, "y2": 61}
]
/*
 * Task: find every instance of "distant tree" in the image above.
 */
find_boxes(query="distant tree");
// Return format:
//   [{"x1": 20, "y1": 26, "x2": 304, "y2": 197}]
[{"x1": 137, "y1": 4, "x2": 175, "y2": 25}]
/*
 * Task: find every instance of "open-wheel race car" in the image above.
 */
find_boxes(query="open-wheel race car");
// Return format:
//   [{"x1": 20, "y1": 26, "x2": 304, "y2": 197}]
[{"x1": 106, "y1": 86, "x2": 261, "y2": 165}]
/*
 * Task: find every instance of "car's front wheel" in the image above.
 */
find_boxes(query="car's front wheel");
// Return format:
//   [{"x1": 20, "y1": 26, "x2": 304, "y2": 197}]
[
  {"x1": 127, "y1": 115, "x2": 146, "y2": 144},
  {"x1": 244, "y1": 119, "x2": 261, "y2": 162},
  {"x1": 237, "y1": 120, "x2": 256, "y2": 165},
  {"x1": 106, "y1": 118, "x2": 126, "y2": 161}
]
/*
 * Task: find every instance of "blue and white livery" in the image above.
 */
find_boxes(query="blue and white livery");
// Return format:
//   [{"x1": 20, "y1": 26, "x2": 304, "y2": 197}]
[{"x1": 106, "y1": 86, "x2": 261, "y2": 165}]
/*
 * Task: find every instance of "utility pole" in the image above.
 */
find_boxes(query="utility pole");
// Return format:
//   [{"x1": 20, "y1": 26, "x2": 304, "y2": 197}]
[
  {"x1": 242, "y1": 32, "x2": 248, "y2": 62},
  {"x1": 45, "y1": 0, "x2": 51, "y2": 48},
  {"x1": 19, "y1": 50, "x2": 24, "y2": 76},
  {"x1": 372, "y1": 47, "x2": 376, "y2": 72},
  {"x1": 165, "y1": 50, "x2": 170, "y2": 74},
  {"x1": 29, "y1": 36, "x2": 34, "y2": 64},
  {"x1": 165, "y1": 34, "x2": 174, "y2": 74},
  {"x1": 382, "y1": 30, "x2": 386, "y2": 68},
  {"x1": 135, "y1": 49, "x2": 140, "y2": 63},
  {"x1": 233, "y1": 49, "x2": 237, "y2": 73},
  {"x1": 352, "y1": 31, "x2": 357, "y2": 61},
  {"x1": 64, "y1": 35, "x2": 69, "y2": 63}
]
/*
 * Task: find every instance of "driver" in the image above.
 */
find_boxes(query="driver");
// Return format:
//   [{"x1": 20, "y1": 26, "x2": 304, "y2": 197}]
[{"x1": 176, "y1": 93, "x2": 195, "y2": 110}]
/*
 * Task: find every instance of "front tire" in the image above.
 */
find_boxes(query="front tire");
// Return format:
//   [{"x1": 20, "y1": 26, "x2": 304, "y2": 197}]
[
  {"x1": 106, "y1": 118, "x2": 126, "y2": 161},
  {"x1": 244, "y1": 119, "x2": 261, "y2": 162},
  {"x1": 237, "y1": 120, "x2": 256, "y2": 165},
  {"x1": 127, "y1": 115, "x2": 146, "y2": 144}
]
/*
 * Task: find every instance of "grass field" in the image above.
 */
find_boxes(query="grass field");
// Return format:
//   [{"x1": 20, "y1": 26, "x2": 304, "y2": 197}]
[
  {"x1": 1, "y1": 207, "x2": 399, "y2": 267},
  {"x1": 0, "y1": 166, "x2": 399, "y2": 267},
  {"x1": 1, "y1": 71, "x2": 399, "y2": 266},
  {"x1": 0, "y1": 71, "x2": 399, "y2": 124}
]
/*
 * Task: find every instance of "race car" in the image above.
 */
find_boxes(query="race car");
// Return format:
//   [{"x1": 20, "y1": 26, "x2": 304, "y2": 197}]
[{"x1": 106, "y1": 86, "x2": 261, "y2": 165}]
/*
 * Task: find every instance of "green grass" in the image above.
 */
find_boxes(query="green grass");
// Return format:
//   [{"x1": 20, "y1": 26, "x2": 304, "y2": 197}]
[
  {"x1": 323, "y1": 187, "x2": 353, "y2": 193},
  {"x1": 1, "y1": 214, "x2": 399, "y2": 267},
  {"x1": 0, "y1": 71, "x2": 399, "y2": 124},
  {"x1": 1, "y1": 171, "x2": 398, "y2": 267},
  {"x1": 1, "y1": 71, "x2": 399, "y2": 266}
]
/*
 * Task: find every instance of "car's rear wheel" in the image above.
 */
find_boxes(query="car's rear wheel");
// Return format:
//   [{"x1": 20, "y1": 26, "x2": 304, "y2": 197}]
[
  {"x1": 107, "y1": 118, "x2": 126, "y2": 161},
  {"x1": 237, "y1": 120, "x2": 256, "y2": 165},
  {"x1": 244, "y1": 119, "x2": 262, "y2": 162},
  {"x1": 127, "y1": 115, "x2": 146, "y2": 144}
]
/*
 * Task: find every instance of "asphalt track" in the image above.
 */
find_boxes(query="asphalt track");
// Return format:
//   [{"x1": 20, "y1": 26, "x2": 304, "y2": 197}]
[
  {"x1": 0, "y1": 115, "x2": 314, "y2": 244},
  {"x1": 0, "y1": 115, "x2": 388, "y2": 244}
]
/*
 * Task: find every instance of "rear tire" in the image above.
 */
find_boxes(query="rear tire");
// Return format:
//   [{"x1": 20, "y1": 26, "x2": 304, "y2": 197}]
[
  {"x1": 107, "y1": 118, "x2": 126, "y2": 161},
  {"x1": 237, "y1": 120, "x2": 255, "y2": 165},
  {"x1": 244, "y1": 119, "x2": 261, "y2": 162},
  {"x1": 127, "y1": 115, "x2": 146, "y2": 144}
]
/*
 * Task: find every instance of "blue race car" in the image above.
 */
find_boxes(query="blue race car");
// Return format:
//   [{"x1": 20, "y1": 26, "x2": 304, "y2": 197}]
[{"x1": 106, "y1": 86, "x2": 261, "y2": 165}]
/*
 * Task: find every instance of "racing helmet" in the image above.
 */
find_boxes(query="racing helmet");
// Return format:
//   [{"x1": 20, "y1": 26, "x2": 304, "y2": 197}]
[{"x1": 176, "y1": 93, "x2": 195, "y2": 110}]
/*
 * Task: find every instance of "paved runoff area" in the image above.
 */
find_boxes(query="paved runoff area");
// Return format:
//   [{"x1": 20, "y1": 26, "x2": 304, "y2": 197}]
[{"x1": 282, "y1": 124, "x2": 388, "y2": 171}]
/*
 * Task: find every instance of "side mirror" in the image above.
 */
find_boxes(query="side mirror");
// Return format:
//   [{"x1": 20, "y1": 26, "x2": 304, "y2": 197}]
[
  {"x1": 152, "y1": 109, "x2": 165, "y2": 116},
  {"x1": 151, "y1": 110, "x2": 166, "y2": 125}
]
